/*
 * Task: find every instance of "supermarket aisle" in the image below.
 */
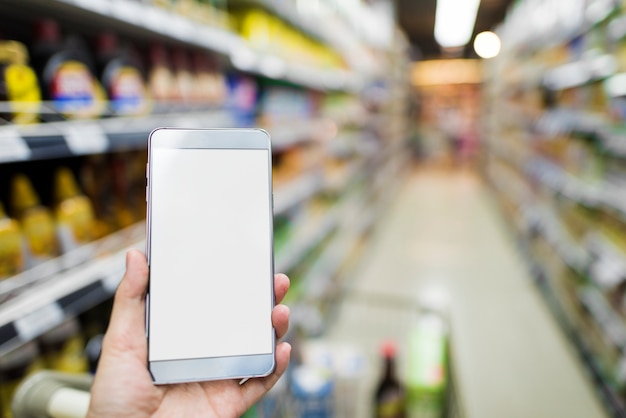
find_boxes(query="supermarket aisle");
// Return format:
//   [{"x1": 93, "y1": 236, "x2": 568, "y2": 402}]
[{"x1": 326, "y1": 165, "x2": 608, "y2": 418}]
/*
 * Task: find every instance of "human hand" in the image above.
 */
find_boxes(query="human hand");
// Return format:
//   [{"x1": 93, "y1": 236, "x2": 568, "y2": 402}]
[{"x1": 87, "y1": 249, "x2": 291, "y2": 418}]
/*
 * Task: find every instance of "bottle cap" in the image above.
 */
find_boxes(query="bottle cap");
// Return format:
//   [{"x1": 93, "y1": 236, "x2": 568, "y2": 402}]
[
  {"x1": 33, "y1": 19, "x2": 61, "y2": 43},
  {"x1": 380, "y1": 340, "x2": 397, "y2": 358},
  {"x1": 54, "y1": 167, "x2": 81, "y2": 201},
  {"x1": 0, "y1": 41, "x2": 28, "y2": 64},
  {"x1": 11, "y1": 174, "x2": 40, "y2": 214}
]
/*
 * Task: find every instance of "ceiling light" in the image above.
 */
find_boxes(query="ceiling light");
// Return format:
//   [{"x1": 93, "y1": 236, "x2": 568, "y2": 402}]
[
  {"x1": 474, "y1": 31, "x2": 501, "y2": 59},
  {"x1": 434, "y1": 0, "x2": 481, "y2": 48}
]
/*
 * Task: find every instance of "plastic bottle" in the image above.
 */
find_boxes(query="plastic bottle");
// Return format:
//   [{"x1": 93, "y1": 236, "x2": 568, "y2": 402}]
[
  {"x1": 53, "y1": 167, "x2": 96, "y2": 252},
  {"x1": 147, "y1": 42, "x2": 178, "y2": 108},
  {"x1": 0, "y1": 201, "x2": 24, "y2": 279},
  {"x1": 38, "y1": 318, "x2": 89, "y2": 374},
  {"x1": 172, "y1": 47, "x2": 194, "y2": 105},
  {"x1": 0, "y1": 342, "x2": 43, "y2": 418},
  {"x1": 0, "y1": 40, "x2": 42, "y2": 124},
  {"x1": 31, "y1": 19, "x2": 105, "y2": 119},
  {"x1": 10, "y1": 174, "x2": 59, "y2": 266},
  {"x1": 94, "y1": 31, "x2": 150, "y2": 116},
  {"x1": 374, "y1": 341, "x2": 407, "y2": 418}
]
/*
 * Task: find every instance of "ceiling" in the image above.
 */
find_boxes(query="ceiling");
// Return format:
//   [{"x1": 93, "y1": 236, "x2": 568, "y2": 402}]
[{"x1": 394, "y1": 0, "x2": 515, "y2": 60}]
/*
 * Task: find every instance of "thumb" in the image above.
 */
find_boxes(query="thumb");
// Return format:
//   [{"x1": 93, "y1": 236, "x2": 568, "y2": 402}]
[{"x1": 103, "y1": 249, "x2": 149, "y2": 354}]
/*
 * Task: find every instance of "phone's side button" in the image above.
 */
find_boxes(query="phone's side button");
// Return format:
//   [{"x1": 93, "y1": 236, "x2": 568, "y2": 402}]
[{"x1": 145, "y1": 293, "x2": 150, "y2": 338}]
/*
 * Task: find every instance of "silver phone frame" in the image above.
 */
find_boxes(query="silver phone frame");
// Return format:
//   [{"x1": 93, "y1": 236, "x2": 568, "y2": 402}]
[{"x1": 145, "y1": 128, "x2": 276, "y2": 384}]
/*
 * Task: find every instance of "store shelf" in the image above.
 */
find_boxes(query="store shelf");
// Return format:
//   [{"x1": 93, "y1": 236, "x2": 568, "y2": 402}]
[
  {"x1": 273, "y1": 172, "x2": 324, "y2": 215},
  {"x1": 0, "y1": 110, "x2": 235, "y2": 163},
  {"x1": 0, "y1": 0, "x2": 360, "y2": 92},
  {"x1": 0, "y1": 222, "x2": 145, "y2": 357},
  {"x1": 275, "y1": 206, "x2": 341, "y2": 274},
  {"x1": 269, "y1": 118, "x2": 333, "y2": 151}
]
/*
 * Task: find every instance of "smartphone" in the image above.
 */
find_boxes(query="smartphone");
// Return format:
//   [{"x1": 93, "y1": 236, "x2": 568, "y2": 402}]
[{"x1": 146, "y1": 128, "x2": 275, "y2": 384}]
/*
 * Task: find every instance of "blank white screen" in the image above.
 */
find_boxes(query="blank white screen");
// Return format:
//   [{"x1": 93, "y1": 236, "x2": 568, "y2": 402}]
[{"x1": 148, "y1": 148, "x2": 273, "y2": 362}]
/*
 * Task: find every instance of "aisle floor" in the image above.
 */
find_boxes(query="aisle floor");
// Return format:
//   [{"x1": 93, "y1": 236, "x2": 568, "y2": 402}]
[{"x1": 326, "y1": 165, "x2": 608, "y2": 418}]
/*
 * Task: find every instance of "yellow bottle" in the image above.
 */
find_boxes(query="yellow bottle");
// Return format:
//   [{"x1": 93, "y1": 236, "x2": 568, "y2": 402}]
[
  {"x1": 0, "y1": 40, "x2": 42, "y2": 124},
  {"x1": 54, "y1": 167, "x2": 96, "y2": 252},
  {"x1": 0, "y1": 201, "x2": 24, "y2": 279},
  {"x1": 11, "y1": 174, "x2": 59, "y2": 266}
]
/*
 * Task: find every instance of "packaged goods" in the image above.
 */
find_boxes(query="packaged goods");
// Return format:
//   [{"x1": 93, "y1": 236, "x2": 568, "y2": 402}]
[
  {"x1": 53, "y1": 167, "x2": 96, "y2": 252},
  {"x1": 31, "y1": 19, "x2": 105, "y2": 119},
  {"x1": 38, "y1": 318, "x2": 89, "y2": 374},
  {"x1": 10, "y1": 174, "x2": 59, "y2": 266},
  {"x1": 0, "y1": 41, "x2": 42, "y2": 124},
  {"x1": 94, "y1": 31, "x2": 150, "y2": 116},
  {"x1": 0, "y1": 201, "x2": 24, "y2": 279},
  {"x1": 374, "y1": 341, "x2": 407, "y2": 418}
]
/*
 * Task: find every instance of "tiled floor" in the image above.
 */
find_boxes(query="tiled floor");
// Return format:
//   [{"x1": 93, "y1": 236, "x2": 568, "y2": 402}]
[{"x1": 326, "y1": 166, "x2": 608, "y2": 418}]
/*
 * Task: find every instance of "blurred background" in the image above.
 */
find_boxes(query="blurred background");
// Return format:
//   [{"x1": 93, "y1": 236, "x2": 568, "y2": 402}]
[{"x1": 0, "y1": 0, "x2": 624, "y2": 417}]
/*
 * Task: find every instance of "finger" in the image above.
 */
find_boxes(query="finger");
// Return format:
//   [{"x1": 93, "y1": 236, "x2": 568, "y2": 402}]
[
  {"x1": 241, "y1": 342, "x2": 291, "y2": 404},
  {"x1": 274, "y1": 274, "x2": 290, "y2": 305},
  {"x1": 102, "y1": 249, "x2": 149, "y2": 353},
  {"x1": 272, "y1": 304, "x2": 289, "y2": 340}
]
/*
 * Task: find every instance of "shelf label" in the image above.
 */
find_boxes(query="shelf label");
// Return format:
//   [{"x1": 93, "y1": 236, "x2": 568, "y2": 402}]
[
  {"x1": 14, "y1": 303, "x2": 64, "y2": 341},
  {"x1": 166, "y1": 15, "x2": 193, "y2": 41},
  {"x1": 102, "y1": 269, "x2": 124, "y2": 294},
  {"x1": 63, "y1": 123, "x2": 109, "y2": 155},
  {"x1": 0, "y1": 128, "x2": 31, "y2": 162},
  {"x1": 111, "y1": 0, "x2": 141, "y2": 24},
  {"x1": 72, "y1": 0, "x2": 110, "y2": 15},
  {"x1": 142, "y1": 5, "x2": 168, "y2": 31}
]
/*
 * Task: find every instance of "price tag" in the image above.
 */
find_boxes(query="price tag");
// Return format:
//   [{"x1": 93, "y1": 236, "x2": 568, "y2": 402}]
[
  {"x1": 73, "y1": 0, "x2": 110, "y2": 15},
  {"x1": 166, "y1": 16, "x2": 193, "y2": 41},
  {"x1": 142, "y1": 6, "x2": 167, "y2": 31},
  {"x1": 63, "y1": 123, "x2": 109, "y2": 155},
  {"x1": 102, "y1": 269, "x2": 124, "y2": 294},
  {"x1": 14, "y1": 303, "x2": 64, "y2": 341},
  {"x1": 112, "y1": 0, "x2": 141, "y2": 24},
  {"x1": 0, "y1": 128, "x2": 30, "y2": 162}
]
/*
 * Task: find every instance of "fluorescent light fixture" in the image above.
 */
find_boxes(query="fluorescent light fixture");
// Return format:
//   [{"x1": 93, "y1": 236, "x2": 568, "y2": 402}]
[{"x1": 435, "y1": 0, "x2": 481, "y2": 48}]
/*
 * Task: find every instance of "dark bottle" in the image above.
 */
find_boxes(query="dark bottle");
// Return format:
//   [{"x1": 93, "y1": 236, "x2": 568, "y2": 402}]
[
  {"x1": 94, "y1": 30, "x2": 149, "y2": 116},
  {"x1": 374, "y1": 341, "x2": 406, "y2": 418},
  {"x1": 30, "y1": 19, "x2": 104, "y2": 120}
]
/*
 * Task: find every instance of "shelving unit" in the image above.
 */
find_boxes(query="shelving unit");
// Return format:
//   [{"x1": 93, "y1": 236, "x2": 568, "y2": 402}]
[
  {"x1": 485, "y1": 0, "x2": 626, "y2": 415},
  {"x1": 0, "y1": 0, "x2": 411, "y2": 414}
]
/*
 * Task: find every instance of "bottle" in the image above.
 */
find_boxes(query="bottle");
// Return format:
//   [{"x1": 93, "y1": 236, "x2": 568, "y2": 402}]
[
  {"x1": 374, "y1": 341, "x2": 406, "y2": 418},
  {"x1": 10, "y1": 174, "x2": 59, "y2": 266},
  {"x1": 147, "y1": 42, "x2": 177, "y2": 108},
  {"x1": 38, "y1": 318, "x2": 89, "y2": 374},
  {"x1": 53, "y1": 167, "x2": 96, "y2": 252},
  {"x1": 0, "y1": 342, "x2": 43, "y2": 418},
  {"x1": 94, "y1": 31, "x2": 150, "y2": 116},
  {"x1": 0, "y1": 201, "x2": 24, "y2": 279},
  {"x1": 0, "y1": 40, "x2": 42, "y2": 124},
  {"x1": 172, "y1": 47, "x2": 194, "y2": 105},
  {"x1": 31, "y1": 19, "x2": 105, "y2": 120}
]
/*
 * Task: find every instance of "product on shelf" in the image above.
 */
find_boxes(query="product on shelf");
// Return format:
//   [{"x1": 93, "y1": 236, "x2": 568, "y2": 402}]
[
  {"x1": 191, "y1": 51, "x2": 227, "y2": 105},
  {"x1": 172, "y1": 47, "x2": 194, "y2": 104},
  {"x1": 53, "y1": 167, "x2": 96, "y2": 252},
  {"x1": 80, "y1": 154, "x2": 115, "y2": 239},
  {"x1": 94, "y1": 31, "x2": 150, "y2": 116},
  {"x1": 374, "y1": 340, "x2": 407, "y2": 418},
  {"x1": 30, "y1": 19, "x2": 105, "y2": 120},
  {"x1": 0, "y1": 40, "x2": 42, "y2": 125},
  {"x1": 0, "y1": 342, "x2": 43, "y2": 418},
  {"x1": 0, "y1": 201, "x2": 24, "y2": 279},
  {"x1": 147, "y1": 42, "x2": 178, "y2": 106},
  {"x1": 109, "y1": 153, "x2": 140, "y2": 229},
  {"x1": 38, "y1": 318, "x2": 89, "y2": 374},
  {"x1": 10, "y1": 174, "x2": 59, "y2": 267}
]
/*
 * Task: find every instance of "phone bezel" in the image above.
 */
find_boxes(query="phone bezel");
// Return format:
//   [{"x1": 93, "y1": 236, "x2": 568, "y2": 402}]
[{"x1": 146, "y1": 128, "x2": 275, "y2": 384}]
